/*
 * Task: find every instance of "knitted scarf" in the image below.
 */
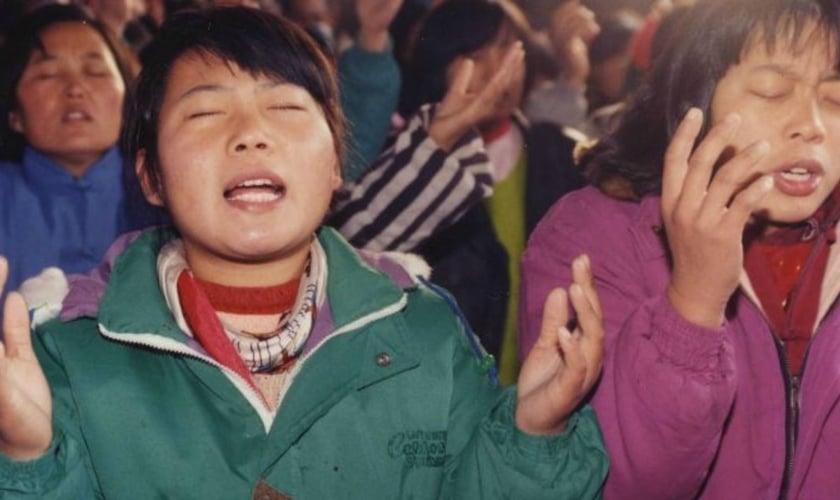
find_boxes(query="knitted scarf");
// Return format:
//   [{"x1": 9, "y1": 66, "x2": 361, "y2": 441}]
[{"x1": 159, "y1": 239, "x2": 328, "y2": 376}]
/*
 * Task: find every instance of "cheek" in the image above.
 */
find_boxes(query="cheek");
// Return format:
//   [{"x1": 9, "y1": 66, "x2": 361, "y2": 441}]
[{"x1": 16, "y1": 86, "x2": 57, "y2": 121}]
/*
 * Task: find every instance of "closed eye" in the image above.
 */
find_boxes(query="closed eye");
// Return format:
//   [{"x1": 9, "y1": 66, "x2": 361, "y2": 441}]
[
  {"x1": 187, "y1": 110, "x2": 223, "y2": 119},
  {"x1": 268, "y1": 104, "x2": 306, "y2": 111},
  {"x1": 749, "y1": 90, "x2": 788, "y2": 101}
]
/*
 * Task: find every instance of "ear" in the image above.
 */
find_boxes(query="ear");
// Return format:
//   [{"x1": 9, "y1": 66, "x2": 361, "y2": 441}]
[
  {"x1": 135, "y1": 149, "x2": 165, "y2": 207},
  {"x1": 8, "y1": 110, "x2": 23, "y2": 134},
  {"x1": 331, "y1": 159, "x2": 343, "y2": 191}
]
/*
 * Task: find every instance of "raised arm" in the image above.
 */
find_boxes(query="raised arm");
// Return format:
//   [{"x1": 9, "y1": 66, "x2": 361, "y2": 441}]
[
  {"x1": 519, "y1": 109, "x2": 773, "y2": 497},
  {"x1": 441, "y1": 266, "x2": 607, "y2": 498},
  {"x1": 0, "y1": 257, "x2": 51, "y2": 462},
  {"x1": 330, "y1": 43, "x2": 525, "y2": 252},
  {"x1": 338, "y1": 0, "x2": 403, "y2": 181}
]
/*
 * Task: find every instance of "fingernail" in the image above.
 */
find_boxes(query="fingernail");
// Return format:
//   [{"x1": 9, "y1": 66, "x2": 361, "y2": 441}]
[
  {"x1": 686, "y1": 107, "x2": 701, "y2": 121},
  {"x1": 753, "y1": 140, "x2": 770, "y2": 155}
]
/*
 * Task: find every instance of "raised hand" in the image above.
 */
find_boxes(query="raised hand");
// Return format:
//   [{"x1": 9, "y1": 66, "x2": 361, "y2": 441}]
[
  {"x1": 0, "y1": 257, "x2": 52, "y2": 461},
  {"x1": 515, "y1": 255, "x2": 603, "y2": 435},
  {"x1": 428, "y1": 41, "x2": 525, "y2": 151},
  {"x1": 662, "y1": 108, "x2": 773, "y2": 328},
  {"x1": 549, "y1": 0, "x2": 600, "y2": 86},
  {"x1": 356, "y1": 0, "x2": 404, "y2": 52}
]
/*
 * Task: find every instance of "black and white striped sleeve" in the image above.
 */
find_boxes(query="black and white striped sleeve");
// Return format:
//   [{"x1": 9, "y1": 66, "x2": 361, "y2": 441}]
[{"x1": 329, "y1": 104, "x2": 494, "y2": 252}]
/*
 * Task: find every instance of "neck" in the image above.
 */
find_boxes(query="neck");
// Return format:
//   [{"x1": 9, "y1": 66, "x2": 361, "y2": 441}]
[
  {"x1": 183, "y1": 238, "x2": 311, "y2": 287},
  {"x1": 45, "y1": 150, "x2": 106, "y2": 179}
]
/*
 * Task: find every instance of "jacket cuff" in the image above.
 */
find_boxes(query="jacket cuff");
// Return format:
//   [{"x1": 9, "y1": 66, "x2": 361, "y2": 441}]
[
  {"x1": 0, "y1": 434, "x2": 62, "y2": 493},
  {"x1": 648, "y1": 294, "x2": 733, "y2": 382},
  {"x1": 485, "y1": 388, "x2": 606, "y2": 468}
]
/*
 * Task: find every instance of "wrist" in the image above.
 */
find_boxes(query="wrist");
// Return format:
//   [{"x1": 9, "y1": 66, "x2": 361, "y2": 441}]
[
  {"x1": 357, "y1": 31, "x2": 389, "y2": 52},
  {"x1": 667, "y1": 283, "x2": 727, "y2": 328},
  {"x1": 0, "y1": 441, "x2": 50, "y2": 462},
  {"x1": 428, "y1": 118, "x2": 471, "y2": 152}
]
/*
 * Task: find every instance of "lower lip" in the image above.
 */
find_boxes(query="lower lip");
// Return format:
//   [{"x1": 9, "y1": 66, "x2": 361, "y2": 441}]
[
  {"x1": 772, "y1": 171, "x2": 822, "y2": 197},
  {"x1": 225, "y1": 191, "x2": 284, "y2": 211}
]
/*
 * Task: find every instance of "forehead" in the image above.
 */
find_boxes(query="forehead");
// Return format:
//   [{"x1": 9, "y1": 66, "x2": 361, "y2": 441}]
[
  {"x1": 32, "y1": 21, "x2": 111, "y2": 57},
  {"x1": 163, "y1": 52, "x2": 262, "y2": 94},
  {"x1": 740, "y1": 21, "x2": 838, "y2": 69}
]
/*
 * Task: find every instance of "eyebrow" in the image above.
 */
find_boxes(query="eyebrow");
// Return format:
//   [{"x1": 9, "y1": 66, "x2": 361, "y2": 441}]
[
  {"x1": 175, "y1": 81, "x2": 284, "y2": 103},
  {"x1": 30, "y1": 51, "x2": 107, "y2": 64},
  {"x1": 751, "y1": 63, "x2": 840, "y2": 82}
]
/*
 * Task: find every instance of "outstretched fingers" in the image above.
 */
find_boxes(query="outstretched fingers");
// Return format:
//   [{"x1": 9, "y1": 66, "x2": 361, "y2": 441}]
[
  {"x1": 535, "y1": 287, "x2": 570, "y2": 350},
  {"x1": 3, "y1": 292, "x2": 33, "y2": 362},
  {"x1": 471, "y1": 42, "x2": 524, "y2": 111},
  {"x1": 662, "y1": 108, "x2": 703, "y2": 211},
  {"x1": 569, "y1": 256, "x2": 604, "y2": 389}
]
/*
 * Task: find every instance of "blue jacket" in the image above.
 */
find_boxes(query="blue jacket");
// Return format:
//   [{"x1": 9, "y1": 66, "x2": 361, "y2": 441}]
[{"x1": 0, "y1": 147, "x2": 132, "y2": 294}]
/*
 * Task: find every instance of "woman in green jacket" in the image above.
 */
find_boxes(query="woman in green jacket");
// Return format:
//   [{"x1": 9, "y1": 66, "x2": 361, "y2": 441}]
[{"x1": 0, "y1": 7, "x2": 607, "y2": 499}]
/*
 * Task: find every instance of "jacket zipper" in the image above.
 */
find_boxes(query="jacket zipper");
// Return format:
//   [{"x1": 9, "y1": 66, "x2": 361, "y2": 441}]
[
  {"x1": 772, "y1": 231, "x2": 826, "y2": 499},
  {"x1": 773, "y1": 340, "x2": 795, "y2": 500}
]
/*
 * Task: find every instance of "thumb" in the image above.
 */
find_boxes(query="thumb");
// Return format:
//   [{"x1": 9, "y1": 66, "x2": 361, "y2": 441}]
[{"x1": 3, "y1": 292, "x2": 34, "y2": 361}]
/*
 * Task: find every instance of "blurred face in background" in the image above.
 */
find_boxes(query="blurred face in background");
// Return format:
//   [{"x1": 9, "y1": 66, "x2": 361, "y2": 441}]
[{"x1": 10, "y1": 21, "x2": 125, "y2": 177}]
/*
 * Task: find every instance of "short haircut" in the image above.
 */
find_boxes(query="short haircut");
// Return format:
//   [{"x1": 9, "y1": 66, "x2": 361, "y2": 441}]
[{"x1": 121, "y1": 6, "x2": 347, "y2": 194}]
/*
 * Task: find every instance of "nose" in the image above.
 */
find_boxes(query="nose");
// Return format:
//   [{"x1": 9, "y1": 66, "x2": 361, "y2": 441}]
[
  {"x1": 786, "y1": 97, "x2": 826, "y2": 144},
  {"x1": 64, "y1": 76, "x2": 86, "y2": 98},
  {"x1": 228, "y1": 112, "x2": 273, "y2": 154}
]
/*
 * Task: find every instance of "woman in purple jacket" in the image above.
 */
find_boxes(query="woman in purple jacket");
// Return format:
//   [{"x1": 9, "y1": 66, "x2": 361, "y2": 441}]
[{"x1": 520, "y1": 0, "x2": 840, "y2": 497}]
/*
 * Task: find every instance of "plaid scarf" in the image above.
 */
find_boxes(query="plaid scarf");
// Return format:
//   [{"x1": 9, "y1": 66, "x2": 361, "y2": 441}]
[{"x1": 159, "y1": 238, "x2": 327, "y2": 376}]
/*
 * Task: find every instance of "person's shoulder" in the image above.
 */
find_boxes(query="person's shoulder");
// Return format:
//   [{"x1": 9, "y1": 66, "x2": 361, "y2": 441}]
[
  {"x1": 33, "y1": 315, "x2": 101, "y2": 358},
  {"x1": 527, "y1": 185, "x2": 664, "y2": 264},
  {"x1": 538, "y1": 185, "x2": 650, "y2": 231},
  {"x1": 0, "y1": 159, "x2": 24, "y2": 185}
]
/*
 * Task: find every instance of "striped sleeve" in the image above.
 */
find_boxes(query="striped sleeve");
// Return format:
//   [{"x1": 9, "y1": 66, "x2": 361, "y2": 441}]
[{"x1": 329, "y1": 104, "x2": 494, "y2": 252}]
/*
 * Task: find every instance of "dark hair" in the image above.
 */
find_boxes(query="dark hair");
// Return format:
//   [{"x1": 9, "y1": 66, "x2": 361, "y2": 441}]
[
  {"x1": 589, "y1": 10, "x2": 641, "y2": 66},
  {"x1": 398, "y1": 0, "x2": 532, "y2": 117},
  {"x1": 0, "y1": 3, "x2": 135, "y2": 162},
  {"x1": 584, "y1": 0, "x2": 840, "y2": 199},
  {"x1": 122, "y1": 6, "x2": 347, "y2": 195}
]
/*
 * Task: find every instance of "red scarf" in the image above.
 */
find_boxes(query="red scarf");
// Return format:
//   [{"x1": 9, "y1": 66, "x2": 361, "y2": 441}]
[
  {"x1": 176, "y1": 272, "x2": 300, "y2": 402},
  {"x1": 744, "y1": 189, "x2": 840, "y2": 376}
]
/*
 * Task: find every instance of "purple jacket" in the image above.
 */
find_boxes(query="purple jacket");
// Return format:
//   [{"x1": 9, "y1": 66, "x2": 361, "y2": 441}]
[{"x1": 519, "y1": 185, "x2": 840, "y2": 499}]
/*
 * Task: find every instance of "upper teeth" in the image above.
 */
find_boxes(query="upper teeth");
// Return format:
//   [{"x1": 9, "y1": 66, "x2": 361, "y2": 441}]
[
  {"x1": 237, "y1": 179, "x2": 274, "y2": 188},
  {"x1": 787, "y1": 167, "x2": 808, "y2": 175},
  {"x1": 67, "y1": 111, "x2": 85, "y2": 119}
]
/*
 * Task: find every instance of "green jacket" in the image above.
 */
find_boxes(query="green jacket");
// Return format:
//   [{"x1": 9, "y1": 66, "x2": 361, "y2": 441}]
[{"x1": 0, "y1": 228, "x2": 607, "y2": 499}]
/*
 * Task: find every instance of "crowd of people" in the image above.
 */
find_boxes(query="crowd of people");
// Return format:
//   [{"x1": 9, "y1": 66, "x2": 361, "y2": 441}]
[{"x1": 1, "y1": 0, "x2": 839, "y2": 498}]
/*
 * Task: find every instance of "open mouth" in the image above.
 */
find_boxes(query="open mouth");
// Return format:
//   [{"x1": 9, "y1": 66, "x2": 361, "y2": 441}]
[
  {"x1": 772, "y1": 159, "x2": 823, "y2": 197},
  {"x1": 223, "y1": 178, "x2": 286, "y2": 203},
  {"x1": 63, "y1": 110, "x2": 92, "y2": 122},
  {"x1": 778, "y1": 166, "x2": 814, "y2": 182}
]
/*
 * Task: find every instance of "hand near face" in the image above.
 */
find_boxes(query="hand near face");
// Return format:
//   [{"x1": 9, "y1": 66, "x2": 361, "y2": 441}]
[
  {"x1": 515, "y1": 255, "x2": 603, "y2": 435},
  {"x1": 662, "y1": 108, "x2": 773, "y2": 328},
  {"x1": 0, "y1": 257, "x2": 53, "y2": 461},
  {"x1": 428, "y1": 41, "x2": 525, "y2": 151},
  {"x1": 356, "y1": 0, "x2": 404, "y2": 52}
]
